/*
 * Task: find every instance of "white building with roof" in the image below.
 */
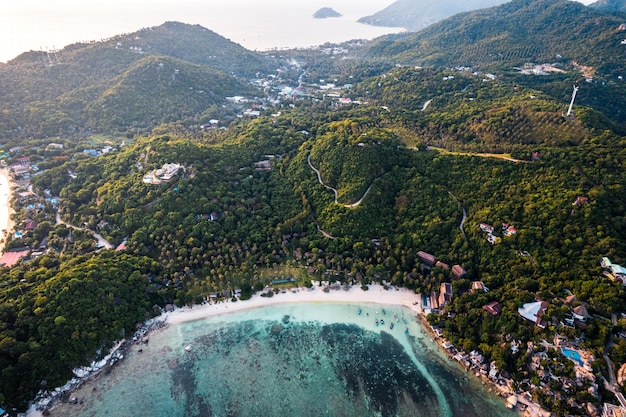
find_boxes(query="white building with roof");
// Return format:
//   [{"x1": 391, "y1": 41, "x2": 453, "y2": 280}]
[{"x1": 518, "y1": 300, "x2": 549, "y2": 328}]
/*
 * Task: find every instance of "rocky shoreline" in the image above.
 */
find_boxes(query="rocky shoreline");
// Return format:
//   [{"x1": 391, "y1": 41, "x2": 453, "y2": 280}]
[{"x1": 25, "y1": 317, "x2": 169, "y2": 416}]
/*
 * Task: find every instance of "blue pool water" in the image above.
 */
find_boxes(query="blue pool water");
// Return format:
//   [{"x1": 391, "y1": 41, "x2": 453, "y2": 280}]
[{"x1": 561, "y1": 347, "x2": 583, "y2": 366}]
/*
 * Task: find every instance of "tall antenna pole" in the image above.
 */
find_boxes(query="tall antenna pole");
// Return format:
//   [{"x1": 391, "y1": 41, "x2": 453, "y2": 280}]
[{"x1": 566, "y1": 84, "x2": 579, "y2": 117}]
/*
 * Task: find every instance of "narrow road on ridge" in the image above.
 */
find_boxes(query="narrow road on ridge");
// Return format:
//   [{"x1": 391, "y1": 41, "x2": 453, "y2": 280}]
[{"x1": 307, "y1": 153, "x2": 377, "y2": 209}]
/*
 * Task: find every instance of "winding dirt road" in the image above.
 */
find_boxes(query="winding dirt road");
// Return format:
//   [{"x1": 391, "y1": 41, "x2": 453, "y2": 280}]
[
  {"x1": 56, "y1": 209, "x2": 113, "y2": 249},
  {"x1": 307, "y1": 153, "x2": 375, "y2": 209}
]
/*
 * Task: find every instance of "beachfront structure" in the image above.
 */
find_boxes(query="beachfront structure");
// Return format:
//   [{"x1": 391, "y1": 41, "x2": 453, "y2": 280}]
[
  {"x1": 438, "y1": 282, "x2": 453, "y2": 308},
  {"x1": 518, "y1": 300, "x2": 549, "y2": 328},
  {"x1": 143, "y1": 163, "x2": 183, "y2": 185}
]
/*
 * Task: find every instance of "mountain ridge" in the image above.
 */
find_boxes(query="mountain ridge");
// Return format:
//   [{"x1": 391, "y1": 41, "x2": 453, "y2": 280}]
[{"x1": 358, "y1": 0, "x2": 510, "y2": 31}]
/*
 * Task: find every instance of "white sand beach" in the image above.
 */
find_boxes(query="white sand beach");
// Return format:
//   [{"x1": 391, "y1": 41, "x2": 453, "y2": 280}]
[
  {"x1": 167, "y1": 283, "x2": 422, "y2": 325},
  {"x1": 0, "y1": 168, "x2": 15, "y2": 253}
]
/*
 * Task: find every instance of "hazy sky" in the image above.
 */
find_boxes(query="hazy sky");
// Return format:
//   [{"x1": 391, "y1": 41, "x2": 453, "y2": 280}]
[
  {"x1": 0, "y1": 0, "x2": 401, "y2": 62},
  {"x1": 0, "y1": 0, "x2": 596, "y2": 63}
]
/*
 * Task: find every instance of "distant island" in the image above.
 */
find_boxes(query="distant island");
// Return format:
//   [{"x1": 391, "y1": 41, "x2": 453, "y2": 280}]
[{"x1": 313, "y1": 7, "x2": 342, "y2": 19}]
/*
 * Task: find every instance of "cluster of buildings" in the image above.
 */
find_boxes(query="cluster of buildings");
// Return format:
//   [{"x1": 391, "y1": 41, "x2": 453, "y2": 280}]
[
  {"x1": 209, "y1": 287, "x2": 243, "y2": 301},
  {"x1": 479, "y1": 222, "x2": 517, "y2": 244},
  {"x1": 517, "y1": 63, "x2": 566, "y2": 76},
  {"x1": 82, "y1": 146, "x2": 114, "y2": 157},
  {"x1": 416, "y1": 250, "x2": 467, "y2": 314},
  {"x1": 601, "y1": 257, "x2": 626, "y2": 285}
]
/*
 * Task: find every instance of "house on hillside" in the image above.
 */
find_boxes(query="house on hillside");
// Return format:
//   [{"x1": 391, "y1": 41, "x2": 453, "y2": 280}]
[
  {"x1": 483, "y1": 301, "x2": 502, "y2": 316},
  {"x1": 518, "y1": 300, "x2": 549, "y2": 329},
  {"x1": 451, "y1": 265, "x2": 466, "y2": 279},
  {"x1": 572, "y1": 196, "x2": 589, "y2": 206},
  {"x1": 254, "y1": 160, "x2": 272, "y2": 171},
  {"x1": 143, "y1": 163, "x2": 183, "y2": 185},
  {"x1": 572, "y1": 305, "x2": 589, "y2": 322},
  {"x1": 417, "y1": 251, "x2": 437, "y2": 268},
  {"x1": 503, "y1": 225, "x2": 517, "y2": 236},
  {"x1": 471, "y1": 281, "x2": 488, "y2": 293},
  {"x1": 480, "y1": 223, "x2": 494, "y2": 233},
  {"x1": 601, "y1": 257, "x2": 626, "y2": 284},
  {"x1": 435, "y1": 261, "x2": 449, "y2": 270}
]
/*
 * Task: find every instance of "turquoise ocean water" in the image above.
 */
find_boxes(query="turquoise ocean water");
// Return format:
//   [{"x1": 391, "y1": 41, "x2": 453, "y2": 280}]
[{"x1": 52, "y1": 302, "x2": 516, "y2": 417}]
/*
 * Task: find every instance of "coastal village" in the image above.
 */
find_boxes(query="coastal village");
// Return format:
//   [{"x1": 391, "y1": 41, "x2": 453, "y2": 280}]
[
  {"x1": 2, "y1": 139, "x2": 626, "y2": 417},
  {"x1": 0, "y1": 39, "x2": 625, "y2": 417}
]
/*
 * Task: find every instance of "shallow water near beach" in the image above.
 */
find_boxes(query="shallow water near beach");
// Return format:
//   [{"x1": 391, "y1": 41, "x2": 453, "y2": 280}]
[{"x1": 52, "y1": 302, "x2": 516, "y2": 417}]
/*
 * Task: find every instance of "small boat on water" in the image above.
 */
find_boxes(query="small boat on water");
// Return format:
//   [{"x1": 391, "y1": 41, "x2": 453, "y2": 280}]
[
  {"x1": 404, "y1": 327, "x2": 409, "y2": 335},
  {"x1": 390, "y1": 323, "x2": 394, "y2": 330},
  {"x1": 402, "y1": 317, "x2": 408, "y2": 324},
  {"x1": 357, "y1": 308, "x2": 362, "y2": 315},
  {"x1": 382, "y1": 309, "x2": 386, "y2": 315},
  {"x1": 185, "y1": 344, "x2": 193, "y2": 352},
  {"x1": 380, "y1": 319, "x2": 385, "y2": 325},
  {"x1": 375, "y1": 319, "x2": 379, "y2": 326}
]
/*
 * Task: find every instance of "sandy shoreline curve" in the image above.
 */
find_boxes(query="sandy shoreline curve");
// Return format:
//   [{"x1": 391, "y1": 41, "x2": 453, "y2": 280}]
[
  {"x1": 166, "y1": 282, "x2": 422, "y2": 325},
  {"x1": 27, "y1": 283, "x2": 422, "y2": 417},
  {"x1": 0, "y1": 168, "x2": 15, "y2": 253}
]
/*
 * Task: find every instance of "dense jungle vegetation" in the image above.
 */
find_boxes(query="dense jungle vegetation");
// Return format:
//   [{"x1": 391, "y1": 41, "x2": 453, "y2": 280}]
[{"x1": 1, "y1": 0, "x2": 626, "y2": 413}]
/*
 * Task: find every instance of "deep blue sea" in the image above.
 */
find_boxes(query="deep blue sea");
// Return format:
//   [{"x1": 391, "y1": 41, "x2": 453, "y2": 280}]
[{"x1": 50, "y1": 302, "x2": 516, "y2": 417}]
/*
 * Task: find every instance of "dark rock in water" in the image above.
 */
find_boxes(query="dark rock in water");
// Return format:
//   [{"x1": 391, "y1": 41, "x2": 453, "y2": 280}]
[
  {"x1": 313, "y1": 7, "x2": 342, "y2": 19},
  {"x1": 271, "y1": 323, "x2": 283, "y2": 334}
]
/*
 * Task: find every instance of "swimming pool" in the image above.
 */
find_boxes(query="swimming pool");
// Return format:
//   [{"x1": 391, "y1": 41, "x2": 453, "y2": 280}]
[{"x1": 561, "y1": 347, "x2": 584, "y2": 366}]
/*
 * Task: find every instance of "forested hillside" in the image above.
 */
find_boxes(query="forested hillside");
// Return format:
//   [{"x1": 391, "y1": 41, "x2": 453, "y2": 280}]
[
  {"x1": 0, "y1": 22, "x2": 270, "y2": 139},
  {"x1": 590, "y1": 0, "x2": 626, "y2": 12},
  {"x1": 2, "y1": 1, "x2": 626, "y2": 415},
  {"x1": 358, "y1": 0, "x2": 508, "y2": 31}
]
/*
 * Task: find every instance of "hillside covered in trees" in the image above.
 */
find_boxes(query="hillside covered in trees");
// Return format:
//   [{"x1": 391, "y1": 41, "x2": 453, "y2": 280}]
[{"x1": 1, "y1": 0, "x2": 626, "y2": 414}]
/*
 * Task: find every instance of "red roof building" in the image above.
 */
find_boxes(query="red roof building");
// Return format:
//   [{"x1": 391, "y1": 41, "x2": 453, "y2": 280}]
[
  {"x1": 483, "y1": 301, "x2": 502, "y2": 316},
  {"x1": 451, "y1": 264, "x2": 466, "y2": 279},
  {"x1": 417, "y1": 251, "x2": 437, "y2": 266}
]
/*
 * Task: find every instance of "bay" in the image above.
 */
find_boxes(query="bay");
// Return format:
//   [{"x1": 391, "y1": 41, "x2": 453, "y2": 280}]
[{"x1": 49, "y1": 302, "x2": 517, "y2": 417}]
